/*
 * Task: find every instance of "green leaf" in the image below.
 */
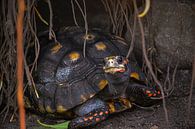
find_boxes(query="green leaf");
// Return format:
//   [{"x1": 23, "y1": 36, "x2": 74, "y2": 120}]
[{"x1": 37, "y1": 119, "x2": 70, "y2": 129}]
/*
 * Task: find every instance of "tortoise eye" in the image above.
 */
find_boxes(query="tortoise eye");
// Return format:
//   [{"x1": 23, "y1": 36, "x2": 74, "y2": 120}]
[{"x1": 117, "y1": 56, "x2": 123, "y2": 63}]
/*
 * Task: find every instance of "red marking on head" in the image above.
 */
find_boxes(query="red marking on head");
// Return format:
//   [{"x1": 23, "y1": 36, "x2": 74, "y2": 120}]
[
  {"x1": 96, "y1": 118, "x2": 100, "y2": 122},
  {"x1": 116, "y1": 69, "x2": 125, "y2": 73},
  {"x1": 148, "y1": 93, "x2": 152, "y2": 97},
  {"x1": 157, "y1": 91, "x2": 161, "y2": 94},
  {"x1": 153, "y1": 93, "x2": 157, "y2": 96},
  {"x1": 99, "y1": 112, "x2": 104, "y2": 116},
  {"x1": 105, "y1": 111, "x2": 109, "y2": 114},
  {"x1": 94, "y1": 113, "x2": 98, "y2": 116}
]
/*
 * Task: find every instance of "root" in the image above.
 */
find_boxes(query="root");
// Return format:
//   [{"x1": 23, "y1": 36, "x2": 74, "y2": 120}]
[{"x1": 132, "y1": 0, "x2": 169, "y2": 126}]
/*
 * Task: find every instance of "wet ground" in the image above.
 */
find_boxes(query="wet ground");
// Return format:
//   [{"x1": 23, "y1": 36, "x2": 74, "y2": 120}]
[{"x1": 1, "y1": 69, "x2": 194, "y2": 129}]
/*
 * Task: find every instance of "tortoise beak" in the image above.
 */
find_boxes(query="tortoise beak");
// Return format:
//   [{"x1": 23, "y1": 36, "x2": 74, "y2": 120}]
[{"x1": 103, "y1": 56, "x2": 127, "y2": 74}]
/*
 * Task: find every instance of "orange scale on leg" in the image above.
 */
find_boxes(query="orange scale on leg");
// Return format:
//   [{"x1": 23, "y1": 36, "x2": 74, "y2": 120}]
[
  {"x1": 105, "y1": 111, "x2": 109, "y2": 114},
  {"x1": 84, "y1": 117, "x2": 88, "y2": 121},
  {"x1": 102, "y1": 117, "x2": 106, "y2": 120},
  {"x1": 96, "y1": 118, "x2": 100, "y2": 122},
  {"x1": 148, "y1": 93, "x2": 153, "y2": 97},
  {"x1": 89, "y1": 116, "x2": 93, "y2": 120},
  {"x1": 99, "y1": 112, "x2": 104, "y2": 116}
]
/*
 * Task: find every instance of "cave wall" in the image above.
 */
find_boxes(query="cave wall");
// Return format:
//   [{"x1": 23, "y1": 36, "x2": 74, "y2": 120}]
[
  {"x1": 36, "y1": 0, "x2": 110, "y2": 33},
  {"x1": 127, "y1": 0, "x2": 195, "y2": 70}
]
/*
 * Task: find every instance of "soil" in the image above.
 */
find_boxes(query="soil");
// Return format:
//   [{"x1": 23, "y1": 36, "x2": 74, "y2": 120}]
[{"x1": 1, "y1": 70, "x2": 194, "y2": 129}]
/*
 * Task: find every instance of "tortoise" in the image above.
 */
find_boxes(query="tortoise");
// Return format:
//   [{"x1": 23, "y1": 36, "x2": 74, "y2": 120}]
[{"x1": 30, "y1": 26, "x2": 162, "y2": 129}]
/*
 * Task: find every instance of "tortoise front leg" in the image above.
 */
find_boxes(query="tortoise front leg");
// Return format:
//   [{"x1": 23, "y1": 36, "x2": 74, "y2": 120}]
[
  {"x1": 126, "y1": 82, "x2": 162, "y2": 106},
  {"x1": 69, "y1": 98, "x2": 110, "y2": 129}
]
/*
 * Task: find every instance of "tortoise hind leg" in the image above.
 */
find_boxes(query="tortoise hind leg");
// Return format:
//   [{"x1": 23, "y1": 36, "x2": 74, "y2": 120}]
[
  {"x1": 69, "y1": 98, "x2": 110, "y2": 128},
  {"x1": 69, "y1": 106, "x2": 110, "y2": 129},
  {"x1": 69, "y1": 98, "x2": 133, "y2": 129}
]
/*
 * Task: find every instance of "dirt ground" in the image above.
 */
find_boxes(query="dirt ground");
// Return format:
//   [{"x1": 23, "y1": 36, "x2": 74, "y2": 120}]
[{"x1": 1, "y1": 69, "x2": 194, "y2": 129}]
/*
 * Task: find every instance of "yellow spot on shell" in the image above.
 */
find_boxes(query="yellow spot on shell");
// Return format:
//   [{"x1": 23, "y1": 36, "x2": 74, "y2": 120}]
[
  {"x1": 57, "y1": 105, "x2": 67, "y2": 113},
  {"x1": 83, "y1": 34, "x2": 95, "y2": 41},
  {"x1": 69, "y1": 51, "x2": 80, "y2": 61},
  {"x1": 24, "y1": 96, "x2": 32, "y2": 108},
  {"x1": 98, "y1": 80, "x2": 108, "y2": 90},
  {"x1": 108, "y1": 102, "x2": 116, "y2": 113},
  {"x1": 38, "y1": 105, "x2": 45, "y2": 113},
  {"x1": 89, "y1": 94, "x2": 95, "y2": 98},
  {"x1": 51, "y1": 42, "x2": 62, "y2": 54},
  {"x1": 119, "y1": 98, "x2": 132, "y2": 108},
  {"x1": 130, "y1": 72, "x2": 140, "y2": 80},
  {"x1": 95, "y1": 42, "x2": 107, "y2": 51},
  {"x1": 81, "y1": 95, "x2": 88, "y2": 102},
  {"x1": 46, "y1": 106, "x2": 53, "y2": 113}
]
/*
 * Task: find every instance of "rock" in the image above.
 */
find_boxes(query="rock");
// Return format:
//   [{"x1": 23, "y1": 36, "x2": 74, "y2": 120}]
[{"x1": 126, "y1": 0, "x2": 195, "y2": 70}]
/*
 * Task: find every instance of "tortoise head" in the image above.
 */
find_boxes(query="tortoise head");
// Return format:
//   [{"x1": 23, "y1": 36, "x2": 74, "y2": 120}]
[
  {"x1": 103, "y1": 56, "x2": 130, "y2": 96},
  {"x1": 103, "y1": 56, "x2": 128, "y2": 74}
]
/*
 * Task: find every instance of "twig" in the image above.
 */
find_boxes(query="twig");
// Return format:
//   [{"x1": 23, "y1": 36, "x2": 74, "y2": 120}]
[
  {"x1": 82, "y1": 0, "x2": 88, "y2": 58},
  {"x1": 187, "y1": 56, "x2": 195, "y2": 119},
  {"x1": 28, "y1": 19, "x2": 40, "y2": 74},
  {"x1": 71, "y1": 0, "x2": 79, "y2": 26},
  {"x1": 169, "y1": 62, "x2": 178, "y2": 95},
  {"x1": 138, "y1": 0, "x2": 151, "y2": 18},
  {"x1": 101, "y1": 0, "x2": 117, "y2": 33},
  {"x1": 34, "y1": 6, "x2": 49, "y2": 26},
  {"x1": 74, "y1": 0, "x2": 88, "y2": 57},
  {"x1": 46, "y1": 0, "x2": 53, "y2": 40},
  {"x1": 16, "y1": 0, "x2": 26, "y2": 128}
]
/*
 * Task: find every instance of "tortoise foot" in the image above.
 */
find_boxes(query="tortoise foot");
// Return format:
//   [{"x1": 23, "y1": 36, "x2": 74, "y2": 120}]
[{"x1": 69, "y1": 107, "x2": 110, "y2": 129}]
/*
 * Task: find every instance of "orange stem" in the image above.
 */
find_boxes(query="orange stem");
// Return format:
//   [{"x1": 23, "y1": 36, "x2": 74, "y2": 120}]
[{"x1": 16, "y1": 0, "x2": 26, "y2": 129}]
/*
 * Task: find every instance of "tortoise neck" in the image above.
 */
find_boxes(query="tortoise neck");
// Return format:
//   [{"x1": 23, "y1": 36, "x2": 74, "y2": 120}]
[{"x1": 104, "y1": 69, "x2": 130, "y2": 98}]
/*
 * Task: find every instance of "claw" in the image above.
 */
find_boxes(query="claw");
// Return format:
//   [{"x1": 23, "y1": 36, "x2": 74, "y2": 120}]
[{"x1": 37, "y1": 119, "x2": 70, "y2": 129}]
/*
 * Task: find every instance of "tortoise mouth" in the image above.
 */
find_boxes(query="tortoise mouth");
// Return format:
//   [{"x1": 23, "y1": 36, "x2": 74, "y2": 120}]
[{"x1": 104, "y1": 67, "x2": 126, "y2": 74}]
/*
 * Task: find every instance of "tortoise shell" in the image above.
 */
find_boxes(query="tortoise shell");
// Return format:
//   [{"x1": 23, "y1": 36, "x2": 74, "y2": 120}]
[{"x1": 35, "y1": 26, "x2": 133, "y2": 113}]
